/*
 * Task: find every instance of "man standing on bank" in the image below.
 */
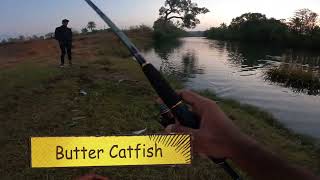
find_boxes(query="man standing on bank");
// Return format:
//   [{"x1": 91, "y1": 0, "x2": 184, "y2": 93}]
[{"x1": 55, "y1": 19, "x2": 73, "y2": 67}]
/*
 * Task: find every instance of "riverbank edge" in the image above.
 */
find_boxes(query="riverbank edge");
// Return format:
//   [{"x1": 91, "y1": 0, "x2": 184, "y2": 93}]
[
  {"x1": 204, "y1": 36, "x2": 320, "y2": 53},
  {"x1": 200, "y1": 90, "x2": 319, "y2": 145}
]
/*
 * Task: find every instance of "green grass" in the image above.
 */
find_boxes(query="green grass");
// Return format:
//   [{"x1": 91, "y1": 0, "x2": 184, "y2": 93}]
[
  {"x1": 0, "y1": 31, "x2": 319, "y2": 179},
  {"x1": 0, "y1": 62, "x2": 63, "y2": 95}
]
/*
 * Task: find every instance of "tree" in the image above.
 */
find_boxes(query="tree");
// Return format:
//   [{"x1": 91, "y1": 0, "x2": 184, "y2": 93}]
[
  {"x1": 219, "y1": 23, "x2": 227, "y2": 30},
  {"x1": 205, "y1": 10, "x2": 320, "y2": 49},
  {"x1": 153, "y1": 18, "x2": 186, "y2": 40},
  {"x1": 18, "y1": 35, "x2": 25, "y2": 41},
  {"x1": 129, "y1": 25, "x2": 153, "y2": 33},
  {"x1": 289, "y1": 9, "x2": 318, "y2": 35},
  {"x1": 87, "y1": 21, "x2": 96, "y2": 32},
  {"x1": 1, "y1": 39, "x2": 7, "y2": 44},
  {"x1": 205, "y1": 23, "x2": 229, "y2": 39},
  {"x1": 45, "y1": 32, "x2": 54, "y2": 39},
  {"x1": 32, "y1": 35, "x2": 38, "y2": 40},
  {"x1": 230, "y1": 13, "x2": 267, "y2": 30},
  {"x1": 81, "y1": 28, "x2": 88, "y2": 34},
  {"x1": 158, "y1": 0, "x2": 209, "y2": 29},
  {"x1": 8, "y1": 38, "x2": 17, "y2": 43},
  {"x1": 207, "y1": 12, "x2": 288, "y2": 42}
]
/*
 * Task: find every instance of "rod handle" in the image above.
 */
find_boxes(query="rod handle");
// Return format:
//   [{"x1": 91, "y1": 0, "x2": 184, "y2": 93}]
[
  {"x1": 142, "y1": 63, "x2": 240, "y2": 180},
  {"x1": 142, "y1": 63, "x2": 200, "y2": 128}
]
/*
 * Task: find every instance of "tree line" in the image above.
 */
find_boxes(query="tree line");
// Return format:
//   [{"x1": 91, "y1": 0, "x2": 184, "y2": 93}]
[
  {"x1": 8, "y1": 0, "x2": 319, "y2": 49},
  {"x1": 0, "y1": 21, "x2": 101, "y2": 45},
  {"x1": 205, "y1": 9, "x2": 320, "y2": 50},
  {"x1": 1, "y1": 0, "x2": 209, "y2": 44}
]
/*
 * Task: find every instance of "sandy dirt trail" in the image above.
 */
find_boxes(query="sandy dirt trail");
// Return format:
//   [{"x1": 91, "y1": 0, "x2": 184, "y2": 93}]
[{"x1": 0, "y1": 35, "x2": 101, "y2": 69}]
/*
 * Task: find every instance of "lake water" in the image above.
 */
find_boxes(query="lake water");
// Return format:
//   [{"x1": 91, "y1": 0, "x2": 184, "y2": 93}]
[{"x1": 141, "y1": 37, "x2": 320, "y2": 140}]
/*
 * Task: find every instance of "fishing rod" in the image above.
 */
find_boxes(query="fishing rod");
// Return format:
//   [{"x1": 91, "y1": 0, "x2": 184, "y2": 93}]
[{"x1": 84, "y1": 0, "x2": 241, "y2": 179}]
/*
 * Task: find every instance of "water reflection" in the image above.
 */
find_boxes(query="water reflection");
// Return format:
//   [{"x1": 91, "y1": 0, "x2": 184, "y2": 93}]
[
  {"x1": 181, "y1": 51, "x2": 205, "y2": 78},
  {"x1": 153, "y1": 39, "x2": 204, "y2": 80},
  {"x1": 153, "y1": 39, "x2": 182, "y2": 60},
  {"x1": 211, "y1": 41, "x2": 320, "y2": 95},
  {"x1": 281, "y1": 51, "x2": 320, "y2": 68},
  {"x1": 142, "y1": 37, "x2": 320, "y2": 139},
  {"x1": 152, "y1": 38, "x2": 320, "y2": 94},
  {"x1": 225, "y1": 42, "x2": 285, "y2": 71}
]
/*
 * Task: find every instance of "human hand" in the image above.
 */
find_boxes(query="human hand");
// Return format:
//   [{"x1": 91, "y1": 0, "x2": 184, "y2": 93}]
[{"x1": 164, "y1": 90, "x2": 250, "y2": 159}]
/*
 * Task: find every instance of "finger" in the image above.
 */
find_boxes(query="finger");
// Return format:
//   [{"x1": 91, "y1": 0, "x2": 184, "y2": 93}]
[
  {"x1": 178, "y1": 90, "x2": 198, "y2": 105},
  {"x1": 178, "y1": 90, "x2": 207, "y2": 106},
  {"x1": 178, "y1": 90, "x2": 213, "y2": 114}
]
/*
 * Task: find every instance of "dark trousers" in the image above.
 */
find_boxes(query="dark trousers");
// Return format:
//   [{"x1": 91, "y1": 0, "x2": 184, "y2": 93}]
[{"x1": 59, "y1": 41, "x2": 72, "y2": 65}]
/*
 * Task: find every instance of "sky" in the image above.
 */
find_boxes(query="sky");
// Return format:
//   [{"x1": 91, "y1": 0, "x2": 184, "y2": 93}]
[{"x1": 0, "y1": 0, "x2": 320, "y2": 38}]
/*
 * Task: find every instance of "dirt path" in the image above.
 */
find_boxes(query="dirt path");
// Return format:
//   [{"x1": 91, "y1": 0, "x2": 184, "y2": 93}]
[{"x1": 0, "y1": 35, "x2": 102, "y2": 69}]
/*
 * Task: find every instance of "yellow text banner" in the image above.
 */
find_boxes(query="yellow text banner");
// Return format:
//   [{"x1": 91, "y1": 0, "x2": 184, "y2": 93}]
[{"x1": 31, "y1": 135, "x2": 191, "y2": 168}]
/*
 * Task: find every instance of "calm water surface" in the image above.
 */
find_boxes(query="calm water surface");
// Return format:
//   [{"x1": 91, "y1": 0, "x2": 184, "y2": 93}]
[{"x1": 142, "y1": 37, "x2": 320, "y2": 140}]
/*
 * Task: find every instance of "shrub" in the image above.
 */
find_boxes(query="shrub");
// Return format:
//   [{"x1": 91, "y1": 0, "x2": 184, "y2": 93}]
[{"x1": 265, "y1": 65, "x2": 320, "y2": 95}]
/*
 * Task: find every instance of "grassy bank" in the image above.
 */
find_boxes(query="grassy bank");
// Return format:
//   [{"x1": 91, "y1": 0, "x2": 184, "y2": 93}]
[{"x1": 0, "y1": 31, "x2": 319, "y2": 179}]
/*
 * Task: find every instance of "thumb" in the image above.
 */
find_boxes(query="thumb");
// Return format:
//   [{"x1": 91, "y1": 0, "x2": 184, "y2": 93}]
[{"x1": 165, "y1": 124, "x2": 195, "y2": 134}]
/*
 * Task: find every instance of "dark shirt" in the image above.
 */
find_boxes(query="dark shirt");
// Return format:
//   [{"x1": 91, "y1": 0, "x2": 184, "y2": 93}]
[{"x1": 55, "y1": 25, "x2": 72, "y2": 43}]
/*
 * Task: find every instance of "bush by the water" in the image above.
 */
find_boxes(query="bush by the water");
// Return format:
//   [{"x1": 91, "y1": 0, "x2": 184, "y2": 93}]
[
  {"x1": 265, "y1": 66, "x2": 320, "y2": 95},
  {"x1": 153, "y1": 19, "x2": 187, "y2": 40},
  {"x1": 127, "y1": 25, "x2": 153, "y2": 34},
  {"x1": 205, "y1": 9, "x2": 320, "y2": 50}
]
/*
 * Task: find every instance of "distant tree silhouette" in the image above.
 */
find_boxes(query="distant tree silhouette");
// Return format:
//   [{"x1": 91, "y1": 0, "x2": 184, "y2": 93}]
[
  {"x1": 81, "y1": 28, "x2": 89, "y2": 34},
  {"x1": 158, "y1": 0, "x2": 209, "y2": 29},
  {"x1": 18, "y1": 35, "x2": 25, "y2": 41},
  {"x1": 8, "y1": 38, "x2": 17, "y2": 43},
  {"x1": 153, "y1": 18, "x2": 186, "y2": 40},
  {"x1": 128, "y1": 25, "x2": 153, "y2": 33},
  {"x1": 205, "y1": 10, "x2": 320, "y2": 49},
  {"x1": 289, "y1": 9, "x2": 318, "y2": 35},
  {"x1": 32, "y1": 35, "x2": 39, "y2": 40},
  {"x1": 87, "y1": 21, "x2": 96, "y2": 32},
  {"x1": 220, "y1": 23, "x2": 227, "y2": 29},
  {"x1": 45, "y1": 32, "x2": 54, "y2": 39},
  {"x1": 1, "y1": 39, "x2": 7, "y2": 44}
]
